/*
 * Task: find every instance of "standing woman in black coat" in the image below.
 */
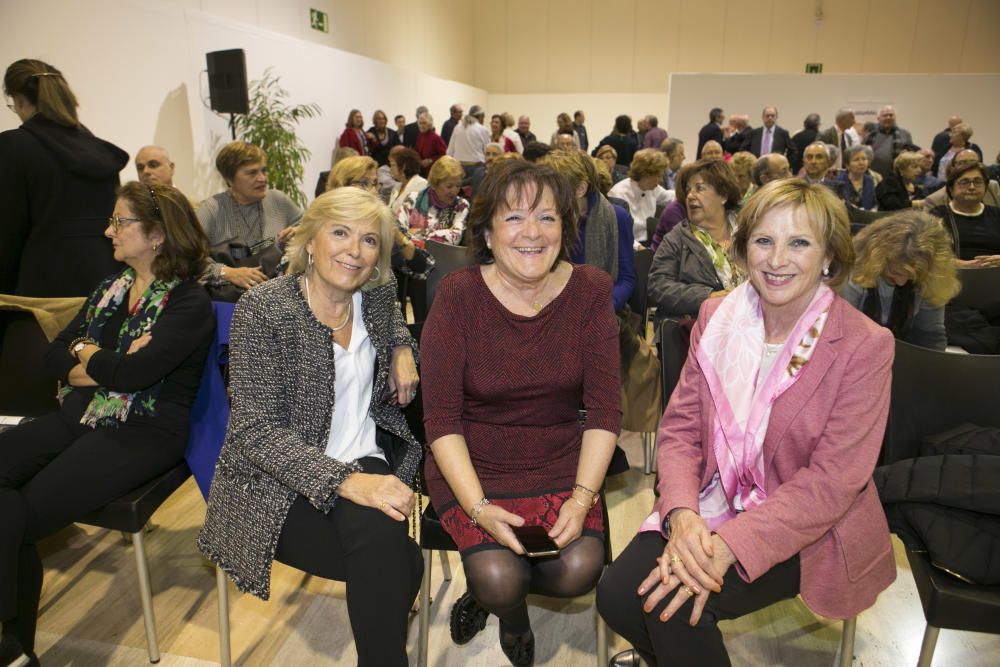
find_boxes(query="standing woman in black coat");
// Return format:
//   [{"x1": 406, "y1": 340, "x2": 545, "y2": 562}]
[{"x1": 0, "y1": 59, "x2": 129, "y2": 297}]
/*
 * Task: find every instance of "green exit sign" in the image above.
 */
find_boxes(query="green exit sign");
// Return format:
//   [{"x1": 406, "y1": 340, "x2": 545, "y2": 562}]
[
  {"x1": 805, "y1": 63, "x2": 823, "y2": 74},
  {"x1": 310, "y1": 9, "x2": 329, "y2": 33}
]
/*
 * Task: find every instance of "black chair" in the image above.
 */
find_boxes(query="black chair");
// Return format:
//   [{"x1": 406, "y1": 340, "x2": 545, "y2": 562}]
[
  {"x1": 846, "y1": 207, "x2": 894, "y2": 228},
  {"x1": 78, "y1": 462, "x2": 193, "y2": 664},
  {"x1": 952, "y1": 266, "x2": 1000, "y2": 311},
  {"x1": 883, "y1": 340, "x2": 1000, "y2": 666},
  {"x1": 424, "y1": 240, "x2": 473, "y2": 316},
  {"x1": 628, "y1": 248, "x2": 654, "y2": 333}
]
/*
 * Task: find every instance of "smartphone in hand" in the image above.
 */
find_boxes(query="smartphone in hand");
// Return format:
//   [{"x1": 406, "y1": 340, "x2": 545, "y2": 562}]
[{"x1": 512, "y1": 525, "x2": 560, "y2": 558}]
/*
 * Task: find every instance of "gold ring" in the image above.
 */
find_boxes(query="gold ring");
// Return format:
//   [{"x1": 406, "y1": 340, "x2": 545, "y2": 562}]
[
  {"x1": 378, "y1": 500, "x2": 388, "y2": 511},
  {"x1": 683, "y1": 585, "x2": 695, "y2": 597},
  {"x1": 670, "y1": 554, "x2": 682, "y2": 564}
]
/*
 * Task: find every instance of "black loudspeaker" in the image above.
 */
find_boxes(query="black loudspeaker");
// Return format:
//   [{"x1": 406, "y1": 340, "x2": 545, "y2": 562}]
[{"x1": 206, "y1": 49, "x2": 249, "y2": 114}]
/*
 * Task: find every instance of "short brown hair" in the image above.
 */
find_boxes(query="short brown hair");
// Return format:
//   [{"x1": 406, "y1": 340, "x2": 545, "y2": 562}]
[
  {"x1": 628, "y1": 148, "x2": 669, "y2": 180},
  {"x1": 676, "y1": 159, "x2": 743, "y2": 212},
  {"x1": 4, "y1": 58, "x2": 79, "y2": 127},
  {"x1": 467, "y1": 160, "x2": 578, "y2": 268},
  {"x1": 732, "y1": 179, "x2": 854, "y2": 288},
  {"x1": 215, "y1": 141, "x2": 267, "y2": 183},
  {"x1": 117, "y1": 181, "x2": 207, "y2": 281},
  {"x1": 392, "y1": 147, "x2": 422, "y2": 181}
]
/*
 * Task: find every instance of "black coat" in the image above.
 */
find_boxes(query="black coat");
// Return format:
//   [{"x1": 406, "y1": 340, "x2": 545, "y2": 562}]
[
  {"x1": 402, "y1": 122, "x2": 420, "y2": 148},
  {"x1": 0, "y1": 115, "x2": 128, "y2": 297},
  {"x1": 790, "y1": 128, "x2": 818, "y2": 174},
  {"x1": 367, "y1": 126, "x2": 400, "y2": 167},
  {"x1": 697, "y1": 122, "x2": 724, "y2": 159}
]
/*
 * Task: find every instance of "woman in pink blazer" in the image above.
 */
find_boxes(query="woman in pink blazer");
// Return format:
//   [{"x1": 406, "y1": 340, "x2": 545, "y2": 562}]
[{"x1": 597, "y1": 179, "x2": 896, "y2": 667}]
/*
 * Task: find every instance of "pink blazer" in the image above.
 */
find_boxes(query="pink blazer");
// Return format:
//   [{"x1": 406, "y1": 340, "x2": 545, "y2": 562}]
[{"x1": 654, "y1": 295, "x2": 896, "y2": 619}]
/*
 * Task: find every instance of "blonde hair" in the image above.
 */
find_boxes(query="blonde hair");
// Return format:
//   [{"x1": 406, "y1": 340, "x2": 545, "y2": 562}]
[
  {"x1": 539, "y1": 150, "x2": 589, "y2": 189},
  {"x1": 628, "y1": 148, "x2": 669, "y2": 180},
  {"x1": 591, "y1": 157, "x2": 612, "y2": 195},
  {"x1": 326, "y1": 155, "x2": 377, "y2": 191},
  {"x1": 286, "y1": 188, "x2": 394, "y2": 289},
  {"x1": 733, "y1": 179, "x2": 854, "y2": 289},
  {"x1": 4, "y1": 59, "x2": 79, "y2": 127},
  {"x1": 729, "y1": 151, "x2": 756, "y2": 181},
  {"x1": 851, "y1": 210, "x2": 960, "y2": 307},
  {"x1": 595, "y1": 145, "x2": 618, "y2": 162},
  {"x1": 893, "y1": 151, "x2": 923, "y2": 174},
  {"x1": 428, "y1": 156, "x2": 464, "y2": 187}
]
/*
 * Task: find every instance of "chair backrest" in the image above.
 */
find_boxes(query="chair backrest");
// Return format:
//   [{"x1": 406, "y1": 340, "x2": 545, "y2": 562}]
[
  {"x1": 424, "y1": 240, "x2": 473, "y2": 315},
  {"x1": 846, "y1": 207, "x2": 893, "y2": 227},
  {"x1": 607, "y1": 196, "x2": 629, "y2": 214},
  {"x1": 645, "y1": 217, "x2": 658, "y2": 246},
  {"x1": 0, "y1": 310, "x2": 58, "y2": 416},
  {"x1": 883, "y1": 340, "x2": 1000, "y2": 465},
  {"x1": 628, "y1": 248, "x2": 654, "y2": 329},
  {"x1": 952, "y1": 266, "x2": 1000, "y2": 311},
  {"x1": 657, "y1": 318, "x2": 690, "y2": 413}
]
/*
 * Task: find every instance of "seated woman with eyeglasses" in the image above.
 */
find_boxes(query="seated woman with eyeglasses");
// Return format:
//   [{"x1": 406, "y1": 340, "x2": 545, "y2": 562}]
[
  {"x1": 929, "y1": 162, "x2": 1000, "y2": 269},
  {"x1": 0, "y1": 182, "x2": 213, "y2": 666}
]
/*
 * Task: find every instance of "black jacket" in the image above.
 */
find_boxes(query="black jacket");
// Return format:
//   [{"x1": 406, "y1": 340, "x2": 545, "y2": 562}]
[{"x1": 0, "y1": 115, "x2": 128, "y2": 297}]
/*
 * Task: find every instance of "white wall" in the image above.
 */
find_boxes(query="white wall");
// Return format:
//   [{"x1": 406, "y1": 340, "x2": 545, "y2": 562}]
[
  {"x1": 0, "y1": 0, "x2": 486, "y2": 202},
  {"x1": 667, "y1": 74, "x2": 1000, "y2": 163}
]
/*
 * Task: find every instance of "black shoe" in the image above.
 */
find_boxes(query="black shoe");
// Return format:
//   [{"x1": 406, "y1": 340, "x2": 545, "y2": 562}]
[
  {"x1": 0, "y1": 635, "x2": 37, "y2": 667},
  {"x1": 499, "y1": 627, "x2": 534, "y2": 667},
  {"x1": 449, "y1": 591, "x2": 488, "y2": 645},
  {"x1": 609, "y1": 648, "x2": 644, "y2": 667}
]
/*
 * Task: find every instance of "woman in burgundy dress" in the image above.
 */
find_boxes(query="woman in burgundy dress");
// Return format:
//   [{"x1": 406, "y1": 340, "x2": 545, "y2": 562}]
[{"x1": 421, "y1": 160, "x2": 621, "y2": 666}]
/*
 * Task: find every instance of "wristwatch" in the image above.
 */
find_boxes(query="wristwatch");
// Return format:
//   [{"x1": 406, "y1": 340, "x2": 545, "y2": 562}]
[{"x1": 72, "y1": 340, "x2": 89, "y2": 358}]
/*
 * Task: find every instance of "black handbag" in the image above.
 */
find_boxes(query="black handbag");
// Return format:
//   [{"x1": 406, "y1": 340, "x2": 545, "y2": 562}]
[{"x1": 205, "y1": 241, "x2": 286, "y2": 302}]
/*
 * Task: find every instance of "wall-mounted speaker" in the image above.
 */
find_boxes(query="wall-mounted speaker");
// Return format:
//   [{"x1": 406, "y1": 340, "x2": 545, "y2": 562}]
[{"x1": 206, "y1": 49, "x2": 249, "y2": 115}]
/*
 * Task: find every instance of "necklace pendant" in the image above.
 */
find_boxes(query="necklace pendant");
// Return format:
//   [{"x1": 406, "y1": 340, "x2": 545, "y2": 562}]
[{"x1": 532, "y1": 301, "x2": 542, "y2": 312}]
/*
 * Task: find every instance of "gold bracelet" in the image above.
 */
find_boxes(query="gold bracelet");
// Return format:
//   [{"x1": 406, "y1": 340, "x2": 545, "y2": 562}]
[
  {"x1": 469, "y1": 497, "x2": 491, "y2": 527},
  {"x1": 570, "y1": 496, "x2": 590, "y2": 510},
  {"x1": 572, "y1": 485, "x2": 599, "y2": 508}
]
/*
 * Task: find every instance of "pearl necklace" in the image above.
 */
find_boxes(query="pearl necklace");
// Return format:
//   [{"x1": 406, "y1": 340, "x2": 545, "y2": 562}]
[{"x1": 304, "y1": 275, "x2": 353, "y2": 332}]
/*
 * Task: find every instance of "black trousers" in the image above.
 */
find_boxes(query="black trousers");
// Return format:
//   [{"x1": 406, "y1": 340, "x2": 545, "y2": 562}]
[
  {"x1": 0, "y1": 411, "x2": 188, "y2": 653},
  {"x1": 274, "y1": 457, "x2": 423, "y2": 667},
  {"x1": 597, "y1": 531, "x2": 800, "y2": 667}
]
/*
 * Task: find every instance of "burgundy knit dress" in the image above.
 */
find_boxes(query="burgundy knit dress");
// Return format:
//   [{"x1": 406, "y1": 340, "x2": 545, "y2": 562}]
[{"x1": 422, "y1": 264, "x2": 622, "y2": 554}]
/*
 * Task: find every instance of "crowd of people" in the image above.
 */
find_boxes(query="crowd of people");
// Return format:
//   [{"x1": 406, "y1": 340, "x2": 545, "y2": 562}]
[{"x1": 2, "y1": 55, "x2": 999, "y2": 667}]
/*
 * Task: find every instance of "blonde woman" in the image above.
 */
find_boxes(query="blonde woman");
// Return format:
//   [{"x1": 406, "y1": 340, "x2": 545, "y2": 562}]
[
  {"x1": 326, "y1": 155, "x2": 378, "y2": 192},
  {"x1": 608, "y1": 148, "x2": 676, "y2": 244},
  {"x1": 841, "y1": 211, "x2": 960, "y2": 350},
  {"x1": 729, "y1": 151, "x2": 757, "y2": 204}
]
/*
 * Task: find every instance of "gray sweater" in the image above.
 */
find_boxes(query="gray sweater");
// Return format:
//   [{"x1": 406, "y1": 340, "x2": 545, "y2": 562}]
[{"x1": 198, "y1": 274, "x2": 419, "y2": 599}]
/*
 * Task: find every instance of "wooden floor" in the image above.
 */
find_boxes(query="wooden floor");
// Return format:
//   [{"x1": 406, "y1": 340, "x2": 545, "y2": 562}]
[{"x1": 31, "y1": 430, "x2": 1000, "y2": 666}]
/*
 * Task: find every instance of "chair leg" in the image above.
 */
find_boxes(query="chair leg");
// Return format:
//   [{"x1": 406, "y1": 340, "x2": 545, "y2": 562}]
[
  {"x1": 418, "y1": 548, "x2": 432, "y2": 667},
  {"x1": 642, "y1": 432, "x2": 652, "y2": 475},
  {"x1": 216, "y1": 567, "x2": 232, "y2": 667},
  {"x1": 916, "y1": 624, "x2": 940, "y2": 667},
  {"x1": 439, "y1": 550, "x2": 452, "y2": 582},
  {"x1": 595, "y1": 607, "x2": 608, "y2": 667},
  {"x1": 838, "y1": 615, "x2": 856, "y2": 667},
  {"x1": 130, "y1": 531, "x2": 160, "y2": 663}
]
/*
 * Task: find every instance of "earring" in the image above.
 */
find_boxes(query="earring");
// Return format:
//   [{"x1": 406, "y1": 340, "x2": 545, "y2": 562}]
[
  {"x1": 822, "y1": 266, "x2": 830, "y2": 277},
  {"x1": 368, "y1": 265, "x2": 382, "y2": 282},
  {"x1": 308, "y1": 252, "x2": 314, "y2": 271},
  {"x1": 152, "y1": 242, "x2": 160, "y2": 252}
]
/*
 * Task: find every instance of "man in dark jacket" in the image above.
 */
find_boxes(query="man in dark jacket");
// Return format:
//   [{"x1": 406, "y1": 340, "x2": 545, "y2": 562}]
[{"x1": 697, "y1": 107, "x2": 725, "y2": 159}]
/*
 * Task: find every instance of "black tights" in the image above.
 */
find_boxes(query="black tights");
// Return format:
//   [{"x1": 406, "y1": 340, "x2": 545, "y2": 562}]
[{"x1": 462, "y1": 535, "x2": 605, "y2": 635}]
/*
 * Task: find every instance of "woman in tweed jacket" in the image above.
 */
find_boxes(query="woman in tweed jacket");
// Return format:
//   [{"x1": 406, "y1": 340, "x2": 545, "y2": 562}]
[{"x1": 198, "y1": 188, "x2": 423, "y2": 667}]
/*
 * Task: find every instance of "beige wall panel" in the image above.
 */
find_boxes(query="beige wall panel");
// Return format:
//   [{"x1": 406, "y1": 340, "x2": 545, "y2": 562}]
[
  {"x1": 910, "y1": 0, "x2": 971, "y2": 73},
  {"x1": 199, "y1": 0, "x2": 251, "y2": 25},
  {"x1": 960, "y1": 0, "x2": 1000, "y2": 72},
  {"x1": 588, "y1": 0, "x2": 636, "y2": 92},
  {"x1": 544, "y1": 0, "x2": 593, "y2": 93},
  {"x1": 503, "y1": 0, "x2": 548, "y2": 94},
  {"x1": 633, "y1": 0, "x2": 681, "y2": 91},
  {"x1": 808, "y1": 0, "x2": 870, "y2": 73},
  {"x1": 255, "y1": 0, "x2": 302, "y2": 41},
  {"x1": 859, "y1": 0, "x2": 918, "y2": 72},
  {"x1": 720, "y1": 0, "x2": 772, "y2": 72},
  {"x1": 473, "y1": 2, "x2": 509, "y2": 93},
  {"x1": 676, "y1": 0, "x2": 725, "y2": 72},
  {"x1": 766, "y1": 0, "x2": 827, "y2": 73}
]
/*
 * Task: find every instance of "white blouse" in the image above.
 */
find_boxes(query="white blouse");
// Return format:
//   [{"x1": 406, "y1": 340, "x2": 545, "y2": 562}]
[{"x1": 607, "y1": 178, "x2": 676, "y2": 242}]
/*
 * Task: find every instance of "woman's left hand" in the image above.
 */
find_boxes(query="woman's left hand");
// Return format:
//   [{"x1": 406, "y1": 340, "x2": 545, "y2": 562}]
[
  {"x1": 549, "y1": 494, "x2": 590, "y2": 548},
  {"x1": 388, "y1": 345, "x2": 419, "y2": 406}
]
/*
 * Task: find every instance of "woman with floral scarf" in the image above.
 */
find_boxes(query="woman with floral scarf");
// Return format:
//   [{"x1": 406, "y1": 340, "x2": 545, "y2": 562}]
[{"x1": 0, "y1": 182, "x2": 213, "y2": 666}]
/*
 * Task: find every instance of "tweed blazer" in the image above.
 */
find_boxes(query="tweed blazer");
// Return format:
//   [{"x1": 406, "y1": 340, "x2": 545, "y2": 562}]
[
  {"x1": 198, "y1": 274, "x2": 420, "y2": 599},
  {"x1": 655, "y1": 295, "x2": 896, "y2": 619}
]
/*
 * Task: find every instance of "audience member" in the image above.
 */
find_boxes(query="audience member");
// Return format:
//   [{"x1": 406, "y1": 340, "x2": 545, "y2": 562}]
[
  {"x1": 442, "y1": 103, "x2": 463, "y2": 147},
  {"x1": 661, "y1": 138, "x2": 685, "y2": 190},
  {"x1": 751, "y1": 154, "x2": 792, "y2": 189},
  {"x1": 876, "y1": 151, "x2": 924, "y2": 211},
  {"x1": 421, "y1": 160, "x2": 620, "y2": 667},
  {"x1": 607, "y1": 148, "x2": 675, "y2": 246},
  {"x1": 936, "y1": 122, "x2": 977, "y2": 182},
  {"x1": 790, "y1": 113, "x2": 820, "y2": 174},
  {"x1": 555, "y1": 133, "x2": 579, "y2": 152},
  {"x1": 0, "y1": 182, "x2": 212, "y2": 666},
  {"x1": 550, "y1": 112, "x2": 581, "y2": 149},
  {"x1": 397, "y1": 155, "x2": 468, "y2": 246},
  {"x1": 447, "y1": 105, "x2": 491, "y2": 172},
  {"x1": 415, "y1": 111, "x2": 447, "y2": 176},
  {"x1": 599, "y1": 179, "x2": 895, "y2": 667},
  {"x1": 339, "y1": 109, "x2": 373, "y2": 156},
  {"x1": 541, "y1": 150, "x2": 637, "y2": 312},
  {"x1": 923, "y1": 149, "x2": 1000, "y2": 210},
  {"x1": 596, "y1": 145, "x2": 627, "y2": 185},
  {"x1": 648, "y1": 159, "x2": 744, "y2": 323},
  {"x1": 386, "y1": 148, "x2": 426, "y2": 214},
  {"x1": 697, "y1": 107, "x2": 725, "y2": 159},
  {"x1": 700, "y1": 140, "x2": 724, "y2": 163},
  {"x1": 748, "y1": 107, "x2": 794, "y2": 163},
  {"x1": 402, "y1": 105, "x2": 427, "y2": 148},
  {"x1": 930, "y1": 115, "x2": 963, "y2": 174},
  {"x1": 1, "y1": 58, "x2": 128, "y2": 297},
  {"x1": 367, "y1": 109, "x2": 400, "y2": 167},
  {"x1": 501, "y1": 112, "x2": 524, "y2": 153},
  {"x1": 594, "y1": 116, "x2": 640, "y2": 167},
  {"x1": 326, "y1": 155, "x2": 378, "y2": 193},
  {"x1": 723, "y1": 115, "x2": 750, "y2": 155},
  {"x1": 865, "y1": 105, "x2": 913, "y2": 178},
  {"x1": 516, "y1": 115, "x2": 537, "y2": 146},
  {"x1": 394, "y1": 114, "x2": 406, "y2": 137},
  {"x1": 198, "y1": 141, "x2": 302, "y2": 290},
  {"x1": 818, "y1": 108, "x2": 859, "y2": 170},
  {"x1": 801, "y1": 142, "x2": 840, "y2": 193},
  {"x1": 915, "y1": 148, "x2": 945, "y2": 194},
  {"x1": 729, "y1": 151, "x2": 757, "y2": 206},
  {"x1": 929, "y1": 162, "x2": 1000, "y2": 269},
  {"x1": 522, "y1": 141, "x2": 551, "y2": 163},
  {"x1": 642, "y1": 115, "x2": 667, "y2": 149},
  {"x1": 636, "y1": 116, "x2": 649, "y2": 146},
  {"x1": 651, "y1": 144, "x2": 722, "y2": 248},
  {"x1": 317, "y1": 146, "x2": 360, "y2": 199},
  {"x1": 490, "y1": 114, "x2": 516, "y2": 152},
  {"x1": 591, "y1": 157, "x2": 614, "y2": 196},
  {"x1": 464, "y1": 143, "x2": 505, "y2": 195},
  {"x1": 574, "y1": 110, "x2": 589, "y2": 151},
  {"x1": 837, "y1": 145, "x2": 877, "y2": 210},
  {"x1": 199, "y1": 187, "x2": 422, "y2": 667},
  {"x1": 135, "y1": 145, "x2": 175, "y2": 187},
  {"x1": 842, "y1": 210, "x2": 959, "y2": 350}
]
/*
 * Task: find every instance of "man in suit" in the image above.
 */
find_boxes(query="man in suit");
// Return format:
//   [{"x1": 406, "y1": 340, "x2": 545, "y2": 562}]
[
  {"x1": 748, "y1": 107, "x2": 795, "y2": 166},
  {"x1": 930, "y1": 115, "x2": 962, "y2": 175},
  {"x1": 402, "y1": 105, "x2": 427, "y2": 148},
  {"x1": 697, "y1": 108, "x2": 725, "y2": 159},
  {"x1": 723, "y1": 115, "x2": 751, "y2": 155},
  {"x1": 441, "y1": 103, "x2": 463, "y2": 147},
  {"x1": 790, "y1": 114, "x2": 820, "y2": 175},
  {"x1": 818, "y1": 108, "x2": 860, "y2": 170}
]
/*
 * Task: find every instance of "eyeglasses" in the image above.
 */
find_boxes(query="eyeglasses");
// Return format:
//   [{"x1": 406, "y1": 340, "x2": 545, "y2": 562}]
[
  {"x1": 955, "y1": 178, "x2": 985, "y2": 189},
  {"x1": 107, "y1": 216, "x2": 142, "y2": 233}
]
